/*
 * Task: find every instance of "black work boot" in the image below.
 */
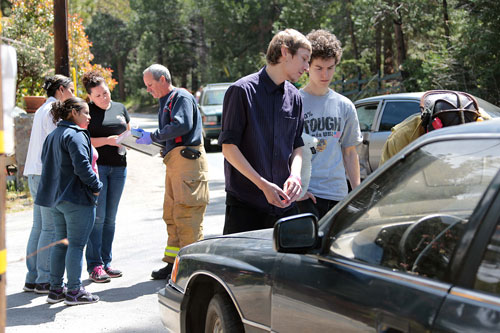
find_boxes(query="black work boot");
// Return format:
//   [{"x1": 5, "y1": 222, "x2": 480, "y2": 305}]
[{"x1": 151, "y1": 264, "x2": 173, "y2": 280}]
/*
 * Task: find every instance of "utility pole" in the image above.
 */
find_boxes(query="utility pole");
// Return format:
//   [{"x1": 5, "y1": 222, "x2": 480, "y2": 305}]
[{"x1": 54, "y1": 0, "x2": 69, "y2": 76}]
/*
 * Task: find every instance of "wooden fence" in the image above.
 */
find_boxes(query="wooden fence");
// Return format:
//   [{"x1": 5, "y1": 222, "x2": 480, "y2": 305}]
[{"x1": 330, "y1": 71, "x2": 403, "y2": 101}]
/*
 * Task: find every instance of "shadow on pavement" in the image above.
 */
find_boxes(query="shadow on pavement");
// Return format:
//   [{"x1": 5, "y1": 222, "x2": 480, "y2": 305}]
[
  {"x1": 6, "y1": 280, "x2": 166, "y2": 327},
  {"x1": 7, "y1": 300, "x2": 64, "y2": 327},
  {"x1": 7, "y1": 291, "x2": 46, "y2": 309}
]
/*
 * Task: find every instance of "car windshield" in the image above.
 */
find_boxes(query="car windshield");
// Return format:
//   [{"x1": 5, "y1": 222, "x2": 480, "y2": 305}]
[
  {"x1": 201, "y1": 88, "x2": 228, "y2": 106},
  {"x1": 355, "y1": 103, "x2": 378, "y2": 131},
  {"x1": 328, "y1": 138, "x2": 500, "y2": 280}
]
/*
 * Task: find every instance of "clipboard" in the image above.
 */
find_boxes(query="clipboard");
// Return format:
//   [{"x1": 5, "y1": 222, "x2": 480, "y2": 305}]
[{"x1": 117, "y1": 130, "x2": 163, "y2": 156}]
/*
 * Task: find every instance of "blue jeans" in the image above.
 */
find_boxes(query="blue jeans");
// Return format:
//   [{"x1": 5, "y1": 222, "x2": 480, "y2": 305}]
[
  {"x1": 86, "y1": 165, "x2": 126, "y2": 272},
  {"x1": 25, "y1": 175, "x2": 55, "y2": 284},
  {"x1": 49, "y1": 201, "x2": 95, "y2": 291}
]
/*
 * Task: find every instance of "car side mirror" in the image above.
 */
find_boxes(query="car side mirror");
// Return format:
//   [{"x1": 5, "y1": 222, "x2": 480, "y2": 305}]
[{"x1": 274, "y1": 213, "x2": 318, "y2": 253}]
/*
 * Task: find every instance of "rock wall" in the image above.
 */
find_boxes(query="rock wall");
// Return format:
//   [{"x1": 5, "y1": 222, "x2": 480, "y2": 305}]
[{"x1": 14, "y1": 113, "x2": 34, "y2": 182}]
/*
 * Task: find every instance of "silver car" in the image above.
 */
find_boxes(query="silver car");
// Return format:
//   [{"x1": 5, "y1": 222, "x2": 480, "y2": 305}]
[{"x1": 354, "y1": 92, "x2": 500, "y2": 179}]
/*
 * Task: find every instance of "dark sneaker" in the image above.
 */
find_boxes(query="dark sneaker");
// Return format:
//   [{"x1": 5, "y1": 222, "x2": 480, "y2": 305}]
[
  {"x1": 89, "y1": 265, "x2": 111, "y2": 283},
  {"x1": 34, "y1": 282, "x2": 50, "y2": 294},
  {"x1": 47, "y1": 288, "x2": 66, "y2": 304},
  {"x1": 151, "y1": 264, "x2": 173, "y2": 280},
  {"x1": 64, "y1": 288, "x2": 99, "y2": 306},
  {"x1": 23, "y1": 283, "x2": 36, "y2": 292},
  {"x1": 104, "y1": 267, "x2": 122, "y2": 278}
]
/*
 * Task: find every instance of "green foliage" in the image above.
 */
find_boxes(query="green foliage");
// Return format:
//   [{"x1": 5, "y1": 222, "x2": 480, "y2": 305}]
[
  {"x1": 1, "y1": 0, "x2": 115, "y2": 105},
  {"x1": 74, "y1": 0, "x2": 500, "y2": 105},
  {"x1": 123, "y1": 0, "x2": 193, "y2": 102},
  {"x1": 0, "y1": 0, "x2": 12, "y2": 15},
  {"x1": 451, "y1": 0, "x2": 500, "y2": 104},
  {"x1": 85, "y1": 12, "x2": 131, "y2": 99},
  {"x1": 68, "y1": 0, "x2": 132, "y2": 25},
  {"x1": 193, "y1": 0, "x2": 279, "y2": 83},
  {"x1": 86, "y1": 13, "x2": 130, "y2": 68},
  {"x1": 2, "y1": 0, "x2": 54, "y2": 103}
]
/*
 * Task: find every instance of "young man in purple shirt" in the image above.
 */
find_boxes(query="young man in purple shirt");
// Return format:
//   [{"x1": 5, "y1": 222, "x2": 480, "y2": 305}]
[{"x1": 218, "y1": 29, "x2": 312, "y2": 234}]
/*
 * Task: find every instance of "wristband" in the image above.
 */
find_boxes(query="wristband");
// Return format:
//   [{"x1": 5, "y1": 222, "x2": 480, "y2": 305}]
[{"x1": 288, "y1": 174, "x2": 302, "y2": 185}]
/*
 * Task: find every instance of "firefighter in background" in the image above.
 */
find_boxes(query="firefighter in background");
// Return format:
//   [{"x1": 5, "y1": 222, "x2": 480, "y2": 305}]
[
  {"x1": 135, "y1": 64, "x2": 209, "y2": 280},
  {"x1": 379, "y1": 90, "x2": 489, "y2": 166}
]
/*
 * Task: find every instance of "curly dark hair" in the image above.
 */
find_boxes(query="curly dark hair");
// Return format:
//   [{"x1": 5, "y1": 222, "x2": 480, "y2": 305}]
[
  {"x1": 306, "y1": 29, "x2": 343, "y2": 65},
  {"x1": 50, "y1": 97, "x2": 88, "y2": 124},
  {"x1": 82, "y1": 70, "x2": 106, "y2": 94}
]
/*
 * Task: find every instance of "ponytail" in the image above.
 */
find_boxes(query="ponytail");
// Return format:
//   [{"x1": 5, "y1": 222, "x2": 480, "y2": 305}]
[
  {"x1": 43, "y1": 74, "x2": 73, "y2": 97},
  {"x1": 50, "y1": 97, "x2": 87, "y2": 124}
]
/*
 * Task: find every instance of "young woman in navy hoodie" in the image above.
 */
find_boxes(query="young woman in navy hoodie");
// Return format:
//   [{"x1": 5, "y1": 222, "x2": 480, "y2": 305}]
[{"x1": 36, "y1": 97, "x2": 103, "y2": 305}]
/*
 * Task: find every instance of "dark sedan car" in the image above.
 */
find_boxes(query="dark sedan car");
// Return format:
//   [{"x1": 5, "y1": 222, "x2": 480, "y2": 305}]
[{"x1": 159, "y1": 119, "x2": 500, "y2": 332}]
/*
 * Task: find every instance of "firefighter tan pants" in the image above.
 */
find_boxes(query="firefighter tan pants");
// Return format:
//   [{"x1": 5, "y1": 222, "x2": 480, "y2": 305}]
[{"x1": 162, "y1": 145, "x2": 209, "y2": 263}]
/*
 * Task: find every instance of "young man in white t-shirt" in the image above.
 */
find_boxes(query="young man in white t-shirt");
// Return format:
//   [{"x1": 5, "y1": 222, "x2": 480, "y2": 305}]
[{"x1": 297, "y1": 29, "x2": 362, "y2": 219}]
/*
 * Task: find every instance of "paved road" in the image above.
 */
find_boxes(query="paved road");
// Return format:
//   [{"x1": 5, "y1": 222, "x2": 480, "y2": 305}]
[{"x1": 5, "y1": 113, "x2": 225, "y2": 332}]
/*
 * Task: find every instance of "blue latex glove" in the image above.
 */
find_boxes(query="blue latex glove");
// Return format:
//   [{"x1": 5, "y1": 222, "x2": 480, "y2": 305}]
[
  {"x1": 135, "y1": 128, "x2": 153, "y2": 145},
  {"x1": 131, "y1": 128, "x2": 144, "y2": 137}
]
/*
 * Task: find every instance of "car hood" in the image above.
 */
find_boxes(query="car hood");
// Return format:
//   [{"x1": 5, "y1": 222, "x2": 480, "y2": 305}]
[
  {"x1": 178, "y1": 228, "x2": 275, "y2": 267},
  {"x1": 180, "y1": 229, "x2": 273, "y2": 255},
  {"x1": 204, "y1": 228, "x2": 273, "y2": 242},
  {"x1": 200, "y1": 105, "x2": 222, "y2": 115}
]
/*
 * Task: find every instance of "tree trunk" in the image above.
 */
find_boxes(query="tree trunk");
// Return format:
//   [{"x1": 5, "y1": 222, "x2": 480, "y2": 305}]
[
  {"x1": 442, "y1": 0, "x2": 450, "y2": 40},
  {"x1": 375, "y1": 22, "x2": 382, "y2": 74},
  {"x1": 344, "y1": 0, "x2": 359, "y2": 60},
  {"x1": 393, "y1": 21, "x2": 406, "y2": 68},
  {"x1": 383, "y1": 18, "x2": 394, "y2": 75},
  {"x1": 198, "y1": 17, "x2": 209, "y2": 86},
  {"x1": 393, "y1": 4, "x2": 407, "y2": 68},
  {"x1": 117, "y1": 57, "x2": 126, "y2": 100}
]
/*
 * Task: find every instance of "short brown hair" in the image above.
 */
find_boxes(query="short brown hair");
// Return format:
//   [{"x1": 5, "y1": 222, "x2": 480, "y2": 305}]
[
  {"x1": 306, "y1": 29, "x2": 343, "y2": 65},
  {"x1": 266, "y1": 29, "x2": 312, "y2": 65}
]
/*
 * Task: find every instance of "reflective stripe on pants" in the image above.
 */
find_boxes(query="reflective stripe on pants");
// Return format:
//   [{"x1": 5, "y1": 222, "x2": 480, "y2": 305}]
[{"x1": 164, "y1": 246, "x2": 180, "y2": 259}]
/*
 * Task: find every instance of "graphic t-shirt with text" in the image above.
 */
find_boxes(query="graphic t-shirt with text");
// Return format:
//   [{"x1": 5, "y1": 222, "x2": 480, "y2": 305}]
[{"x1": 300, "y1": 89, "x2": 362, "y2": 201}]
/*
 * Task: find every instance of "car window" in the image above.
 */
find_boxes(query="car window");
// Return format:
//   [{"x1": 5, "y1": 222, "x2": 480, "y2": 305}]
[
  {"x1": 355, "y1": 103, "x2": 379, "y2": 131},
  {"x1": 201, "y1": 89, "x2": 228, "y2": 106},
  {"x1": 379, "y1": 101, "x2": 420, "y2": 131},
  {"x1": 474, "y1": 224, "x2": 500, "y2": 295},
  {"x1": 329, "y1": 138, "x2": 500, "y2": 281}
]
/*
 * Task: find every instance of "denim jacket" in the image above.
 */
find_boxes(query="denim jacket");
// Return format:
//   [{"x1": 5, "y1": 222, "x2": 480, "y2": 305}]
[{"x1": 35, "y1": 120, "x2": 103, "y2": 207}]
